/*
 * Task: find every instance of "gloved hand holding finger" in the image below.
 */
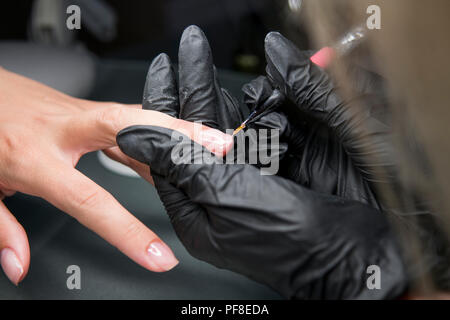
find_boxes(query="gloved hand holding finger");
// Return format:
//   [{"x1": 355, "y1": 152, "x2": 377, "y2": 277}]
[
  {"x1": 117, "y1": 123, "x2": 408, "y2": 299},
  {"x1": 242, "y1": 32, "x2": 449, "y2": 290},
  {"x1": 242, "y1": 73, "x2": 378, "y2": 208},
  {"x1": 264, "y1": 32, "x2": 396, "y2": 187},
  {"x1": 117, "y1": 26, "x2": 410, "y2": 300}
]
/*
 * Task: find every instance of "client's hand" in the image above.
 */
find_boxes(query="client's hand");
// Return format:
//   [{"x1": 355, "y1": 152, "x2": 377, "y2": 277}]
[{"x1": 0, "y1": 67, "x2": 232, "y2": 285}]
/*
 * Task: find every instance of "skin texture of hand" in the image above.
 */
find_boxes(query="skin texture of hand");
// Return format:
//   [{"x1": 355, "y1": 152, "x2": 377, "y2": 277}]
[{"x1": 0, "y1": 66, "x2": 232, "y2": 285}]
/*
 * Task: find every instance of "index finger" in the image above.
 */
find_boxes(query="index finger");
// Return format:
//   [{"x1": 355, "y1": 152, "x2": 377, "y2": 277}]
[{"x1": 65, "y1": 107, "x2": 233, "y2": 158}]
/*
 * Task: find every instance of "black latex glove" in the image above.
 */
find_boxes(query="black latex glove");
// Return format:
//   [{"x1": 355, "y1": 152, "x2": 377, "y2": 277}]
[
  {"x1": 253, "y1": 32, "x2": 425, "y2": 213},
  {"x1": 116, "y1": 26, "x2": 409, "y2": 299},
  {"x1": 244, "y1": 32, "x2": 449, "y2": 289},
  {"x1": 242, "y1": 75, "x2": 379, "y2": 209}
]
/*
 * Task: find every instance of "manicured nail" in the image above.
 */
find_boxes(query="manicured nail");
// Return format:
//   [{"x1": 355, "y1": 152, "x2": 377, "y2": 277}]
[
  {"x1": 201, "y1": 129, "x2": 234, "y2": 157},
  {"x1": 147, "y1": 241, "x2": 179, "y2": 272},
  {"x1": 0, "y1": 248, "x2": 24, "y2": 286}
]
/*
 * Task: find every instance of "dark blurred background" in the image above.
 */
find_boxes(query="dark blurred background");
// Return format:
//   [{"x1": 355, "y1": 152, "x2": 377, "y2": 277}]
[{"x1": 0, "y1": 0, "x2": 311, "y2": 74}]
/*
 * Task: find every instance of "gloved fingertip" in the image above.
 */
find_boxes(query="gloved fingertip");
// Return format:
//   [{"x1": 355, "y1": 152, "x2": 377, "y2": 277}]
[
  {"x1": 178, "y1": 25, "x2": 218, "y2": 127},
  {"x1": 143, "y1": 53, "x2": 178, "y2": 115},
  {"x1": 264, "y1": 31, "x2": 308, "y2": 66},
  {"x1": 180, "y1": 25, "x2": 209, "y2": 51},
  {"x1": 179, "y1": 25, "x2": 212, "y2": 68},
  {"x1": 145, "y1": 53, "x2": 174, "y2": 89},
  {"x1": 264, "y1": 31, "x2": 283, "y2": 45},
  {"x1": 264, "y1": 32, "x2": 287, "y2": 58},
  {"x1": 116, "y1": 126, "x2": 149, "y2": 165},
  {"x1": 148, "y1": 53, "x2": 172, "y2": 74},
  {"x1": 183, "y1": 24, "x2": 203, "y2": 35}
]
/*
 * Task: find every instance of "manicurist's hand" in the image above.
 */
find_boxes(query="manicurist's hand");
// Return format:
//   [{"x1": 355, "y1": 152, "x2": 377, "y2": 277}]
[
  {"x1": 0, "y1": 67, "x2": 232, "y2": 285},
  {"x1": 116, "y1": 26, "x2": 409, "y2": 300}
]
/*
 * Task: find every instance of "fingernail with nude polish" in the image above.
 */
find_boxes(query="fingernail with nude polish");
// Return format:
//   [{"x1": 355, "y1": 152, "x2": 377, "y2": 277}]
[
  {"x1": 201, "y1": 129, "x2": 234, "y2": 157},
  {"x1": 0, "y1": 248, "x2": 24, "y2": 286},
  {"x1": 147, "y1": 241, "x2": 179, "y2": 272}
]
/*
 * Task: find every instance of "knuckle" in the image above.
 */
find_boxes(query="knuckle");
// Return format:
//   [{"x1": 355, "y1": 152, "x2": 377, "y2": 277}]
[
  {"x1": 122, "y1": 221, "x2": 146, "y2": 241},
  {"x1": 95, "y1": 106, "x2": 124, "y2": 132},
  {"x1": 0, "y1": 131, "x2": 20, "y2": 155},
  {"x1": 75, "y1": 188, "x2": 108, "y2": 212},
  {"x1": 0, "y1": 131, "x2": 26, "y2": 171}
]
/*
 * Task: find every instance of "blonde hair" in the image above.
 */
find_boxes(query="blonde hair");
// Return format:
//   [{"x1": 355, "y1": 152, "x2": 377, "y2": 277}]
[{"x1": 297, "y1": 0, "x2": 450, "y2": 296}]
